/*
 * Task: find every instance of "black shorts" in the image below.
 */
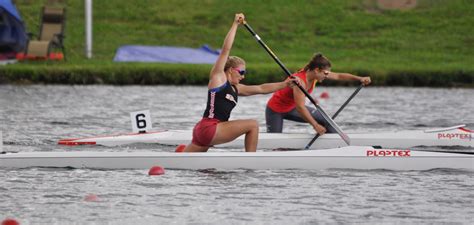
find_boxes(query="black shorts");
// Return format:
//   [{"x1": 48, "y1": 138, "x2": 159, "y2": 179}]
[{"x1": 265, "y1": 105, "x2": 337, "y2": 133}]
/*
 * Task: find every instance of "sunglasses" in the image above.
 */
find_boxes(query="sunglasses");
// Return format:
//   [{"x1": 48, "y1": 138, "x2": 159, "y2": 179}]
[
  {"x1": 322, "y1": 70, "x2": 330, "y2": 78},
  {"x1": 232, "y1": 68, "x2": 246, "y2": 76}
]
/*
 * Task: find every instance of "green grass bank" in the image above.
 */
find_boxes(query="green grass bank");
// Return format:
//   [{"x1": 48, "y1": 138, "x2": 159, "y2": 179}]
[{"x1": 1, "y1": 0, "x2": 473, "y2": 87}]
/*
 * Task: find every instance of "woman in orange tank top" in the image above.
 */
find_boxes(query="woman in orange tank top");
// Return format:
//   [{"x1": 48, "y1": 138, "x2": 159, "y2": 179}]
[{"x1": 266, "y1": 53, "x2": 372, "y2": 135}]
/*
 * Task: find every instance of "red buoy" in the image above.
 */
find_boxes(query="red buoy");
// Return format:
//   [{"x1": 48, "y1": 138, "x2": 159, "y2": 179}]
[
  {"x1": 320, "y1": 91, "x2": 329, "y2": 99},
  {"x1": 175, "y1": 144, "x2": 186, "y2": 152},
  {"x1": 84, "y1": 194, "x2": 99, "y2": 202},
  {"x1": 2, "y1": 219, "x2": 20, "y2": 225},
  {"x1": 148, "y1": 166, "x2": 165, "y2": 176}
]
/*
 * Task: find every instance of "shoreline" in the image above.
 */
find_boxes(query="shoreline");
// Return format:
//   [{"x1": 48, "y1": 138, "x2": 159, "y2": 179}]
[{"x1": 1, "y1": 63, "x2": 472, "y2": 87}]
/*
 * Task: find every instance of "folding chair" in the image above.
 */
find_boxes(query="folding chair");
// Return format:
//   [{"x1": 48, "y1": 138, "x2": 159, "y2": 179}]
[{"x1": 17, "y1": 6, "x2": 66, "y2": 60}]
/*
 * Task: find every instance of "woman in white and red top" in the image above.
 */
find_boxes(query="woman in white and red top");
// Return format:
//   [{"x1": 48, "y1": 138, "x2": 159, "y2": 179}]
[
  {"x1": 183, "y1": 13, "x2": 295, "y2": 152},
  {"x1": 266, "y1": 53, "x2": 371, "y2": 135}
]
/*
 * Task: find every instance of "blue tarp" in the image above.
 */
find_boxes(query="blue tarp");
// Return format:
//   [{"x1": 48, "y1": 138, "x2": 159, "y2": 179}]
[
  {"x1": 113, "y1": 45, "x2": 220, "y2": 64},
  {"x1": 0, "y1": 0, "x2": 27, "y2": 53}
]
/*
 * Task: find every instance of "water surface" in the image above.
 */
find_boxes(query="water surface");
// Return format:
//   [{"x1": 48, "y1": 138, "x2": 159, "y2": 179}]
[{"x1": 0, "y1": 85, "x2": 473, "y2": 224}]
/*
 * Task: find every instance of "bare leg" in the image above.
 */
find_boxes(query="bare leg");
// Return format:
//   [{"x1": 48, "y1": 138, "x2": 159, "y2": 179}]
[
  {"x1": 212, "y1": 119, "x2": 259, "y2": 152},
  {"x1": 183, "y1": 143, "x2": 210, "y2": 152}
]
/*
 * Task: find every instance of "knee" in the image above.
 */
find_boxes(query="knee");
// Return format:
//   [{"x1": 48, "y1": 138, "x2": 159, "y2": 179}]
[{"x1": 249, "y1": 119, "x2": 259, "y2": 131}]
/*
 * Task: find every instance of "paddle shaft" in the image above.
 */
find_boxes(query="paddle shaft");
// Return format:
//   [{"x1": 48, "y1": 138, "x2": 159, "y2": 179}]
[
  {"x1": 304, "y1": 85, "x2": 364, "y2": 149},
  {"x1": 243, "y1": 21, "x2": 352, "y2": 145},
  {"x1": 332, "y1": 85, "x2": 363, "y2": 119},
  {"x1": 243, "y1": 22, "x2": 339, "y2": 129},
  {"x1": 243, "y1": 22, "x2": 318, "y2": 106}
]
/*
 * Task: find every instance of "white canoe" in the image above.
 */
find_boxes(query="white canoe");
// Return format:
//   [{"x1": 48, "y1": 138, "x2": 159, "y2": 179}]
[
  {"x1": 0, "y1": 147, "x2": 472, "y2": 170},
  {"x1": 58, "y1": 125, "x2": 473, "y2": 149}
]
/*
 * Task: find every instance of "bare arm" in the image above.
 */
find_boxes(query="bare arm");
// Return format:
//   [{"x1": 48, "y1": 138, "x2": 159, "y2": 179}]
[
  {"x1": 328, "y1": 72, "x2": 371, "y2": 85},
  {"x1": 292, "y1": 80, "x2": 326, "y2": 135},
  {"x1": 237, "y1": 77, "x2": 296, "y2": 96},
  {"x1": 208, "y1": 13, "x2": 244, "y2": 88}
]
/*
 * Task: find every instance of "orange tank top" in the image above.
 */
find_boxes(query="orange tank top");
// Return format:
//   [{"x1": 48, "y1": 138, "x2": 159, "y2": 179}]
[{"x1": 267, "y1": 70, "x2": 317, "y2": 113}]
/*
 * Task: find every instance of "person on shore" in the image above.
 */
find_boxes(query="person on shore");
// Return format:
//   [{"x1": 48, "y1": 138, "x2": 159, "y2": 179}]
[
  {"x1": 265, "y1": 53, "x2": 371, "y2": 135},
  {"x1": 183, "y1": 13, "x2": 295, "y2": 152}
]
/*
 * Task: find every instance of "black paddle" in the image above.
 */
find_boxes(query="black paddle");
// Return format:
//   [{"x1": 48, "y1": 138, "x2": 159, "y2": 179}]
[
  {"x1": 304, "y1": 84, "x2": 364, "y2": 149},
  {"x1": 242, "y1": 21, "x2": 350, "y2": 145}
]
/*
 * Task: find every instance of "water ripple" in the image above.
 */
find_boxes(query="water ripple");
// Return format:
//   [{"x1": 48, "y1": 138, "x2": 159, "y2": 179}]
[{"x1": 0, "y1": 85, "x2": 473, "y2": 224}]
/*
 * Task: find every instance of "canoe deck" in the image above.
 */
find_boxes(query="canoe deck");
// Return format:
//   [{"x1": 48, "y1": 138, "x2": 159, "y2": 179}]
[{"x1": 57, "y1": 125, "x2": 473, "y2": 149}]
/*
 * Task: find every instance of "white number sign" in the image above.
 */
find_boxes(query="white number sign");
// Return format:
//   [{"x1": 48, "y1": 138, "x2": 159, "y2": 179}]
[{"x1": 130, "y1": 110, "x2": 152, "y2": 133}]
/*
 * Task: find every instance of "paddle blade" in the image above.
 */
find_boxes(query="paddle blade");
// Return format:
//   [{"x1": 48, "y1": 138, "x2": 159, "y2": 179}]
[
  {"x1": 340, "y1": 132, "x2": 351, "y2": 145},
  {"x1": 315, "y1": 104, "x2": 351, "y2": 145}
]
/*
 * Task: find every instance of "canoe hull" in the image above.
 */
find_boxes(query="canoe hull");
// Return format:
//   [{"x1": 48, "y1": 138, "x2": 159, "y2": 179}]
[{"x1": 1, "y1": 147, "x2": 473, "y2": 171}]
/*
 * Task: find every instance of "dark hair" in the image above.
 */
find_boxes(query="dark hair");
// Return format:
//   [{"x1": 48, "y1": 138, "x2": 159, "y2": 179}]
[{"x1": 303, "y1": 53, "x2": 331, "y2": 71}]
